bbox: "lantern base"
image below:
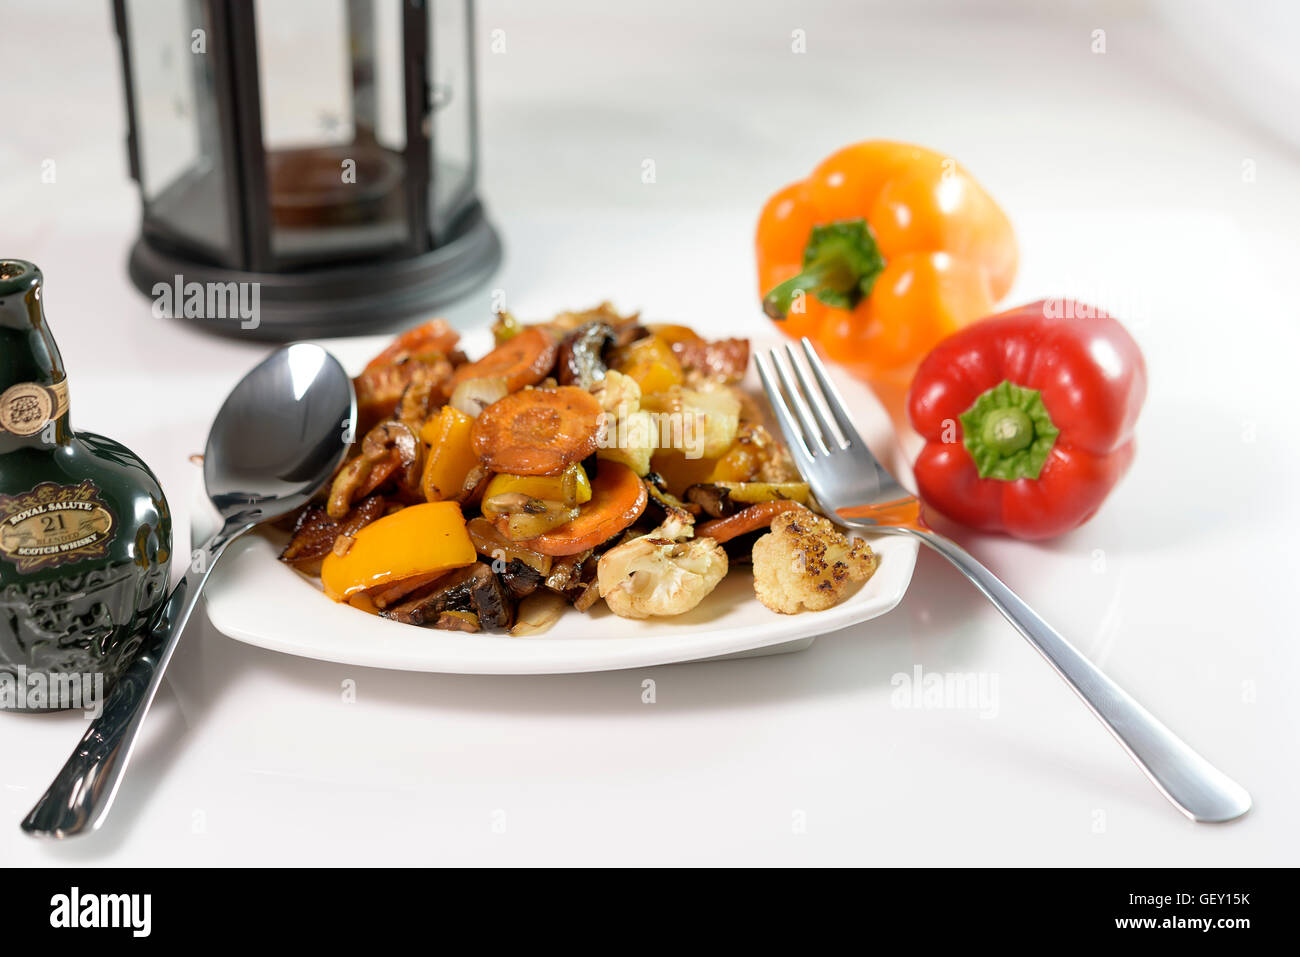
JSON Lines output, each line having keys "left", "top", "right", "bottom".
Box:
{"left": 128, "top": 203, "right": 502, "bottom": 340}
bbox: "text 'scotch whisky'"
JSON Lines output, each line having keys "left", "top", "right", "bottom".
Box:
{"left": 0, "top": 260, "right": 171, "bottom": 712}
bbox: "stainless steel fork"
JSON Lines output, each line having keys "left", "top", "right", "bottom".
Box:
{"left": 756, "top": 338, "right": 1251, "bottom": 823}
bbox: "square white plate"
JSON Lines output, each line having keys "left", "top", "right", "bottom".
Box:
{"left": 197, "top": 332, "right": 919, "bottom": 673}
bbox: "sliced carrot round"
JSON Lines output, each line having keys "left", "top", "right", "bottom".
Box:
{"left": 450, "top": 326, "right": 558, "bottom": 392}
{"left": 696, "top": 500, "right": 807, "bottom": 543}
{"left": 521, "top": 463, "right": 648, "bottom": 556}
{"left": 472, "top": 386, "right": 606, "bottom": 475}
{"left": 364, "top": 318, "right": 460, "bottom": 371}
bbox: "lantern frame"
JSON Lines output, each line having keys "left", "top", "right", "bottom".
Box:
{"left": 112, "top": 0, "right": 500, "bottom": 339}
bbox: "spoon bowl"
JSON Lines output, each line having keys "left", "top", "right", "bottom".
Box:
{"left": 205, "top": 343, "right": 355, "bottom": 514}
{"left": 22, "top": 343, "right": 355, "bottom": 838}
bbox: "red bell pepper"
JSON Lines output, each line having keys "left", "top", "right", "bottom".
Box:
{"left": 907, "top": 300, "right": 1147, "bottom": 540}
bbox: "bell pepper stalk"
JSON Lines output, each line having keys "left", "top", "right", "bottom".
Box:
{"left": 756, "top": 140, "right": 1018, "bottom": 392}
{"left": 761, "top": 220, "right": 886, "bottom": 317}
{"left": 907, "top": 300, "right": 1147, "bottom": 540}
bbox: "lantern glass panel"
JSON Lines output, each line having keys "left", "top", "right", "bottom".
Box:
{"left": 430, "top": 0, "right": 474, "bottom": 241}
{"left": 124, "top": 0, "right": 233, "bottom": 264}
{"left": 254, "top": 0, "right": 410, "bottom": 264}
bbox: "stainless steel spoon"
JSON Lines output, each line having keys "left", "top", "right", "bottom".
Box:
{"left": 22, "top": 343, "right": 356, "bottom": 838}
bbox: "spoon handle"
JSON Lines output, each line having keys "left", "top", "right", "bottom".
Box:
{"left": 21, "top": 518, "right": 249, "bottom": 838}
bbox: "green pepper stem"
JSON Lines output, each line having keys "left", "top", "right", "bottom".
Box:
{"left": 763, "top": 250, "right": 857, "bottom": 319}
{"left": 762, "top": 219, "right": 886, "bottom": 319}
{"left": 960, "top": 380, "right": 1060, "bottom": 481}
{"left": 980, "top": 407, "right": 1035, "bottom": 455}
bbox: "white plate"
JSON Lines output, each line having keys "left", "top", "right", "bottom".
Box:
{"left": 198, "top": 332, "right": 919, "bottom": 674}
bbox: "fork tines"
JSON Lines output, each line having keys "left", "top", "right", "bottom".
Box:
{"left": 756, "top": 338, "right": 865, "bottom": 461}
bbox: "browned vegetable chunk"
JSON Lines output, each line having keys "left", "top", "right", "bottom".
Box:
{"left": 380, "top": 563, "right": 513, "bottom": 630}
{"left": 556, "top": 321, "right": 616, "bottom": 389}
{"left": 280, "top": 496, "right": 386, "bottom": 570}
{"left": 696, "top": 500, "right": 809, "bottom": 544}
{"left": 499, "top": 559, "right": 546, "bottom": 599}
{"left": 354, "top": 355, "right": 455, "bottom": 435}
{"left": 672, "top": 337, "right": 750, "bottom": 384}
{"left": 327, "top": 420, "right": 421, "bottom": 518}
{"left": 366, "top": 570, "right": 449, "bottom": 610}
{"left": 434, "top": 610, "right": 480, "bottom": 632}
{"left": 684, "top": 483, "right": 735, "bottom": 519}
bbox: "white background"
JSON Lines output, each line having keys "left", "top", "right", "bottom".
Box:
{"left": 1, "top": 0, "right": 1297, "bottom": 865}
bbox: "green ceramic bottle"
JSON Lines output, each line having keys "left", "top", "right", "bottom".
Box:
{"left": 0, "top": 260, "right": 171, "bottom": 713}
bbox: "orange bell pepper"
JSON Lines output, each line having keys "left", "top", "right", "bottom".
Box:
{"left": 609, "top": 335, "right": 683, "bottom": 395}
{"left": 419, "top": 406, "right": 478, "bottom": 501}
{"left": 756, "top": 141, "right": 1017, "bottom": 393}
{"left": 321, "top": 501, "right": 476, "bottom": 601}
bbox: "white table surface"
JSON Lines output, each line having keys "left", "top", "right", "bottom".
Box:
{"left": 2, "top": 0, "right": 1297, "bottom": 866}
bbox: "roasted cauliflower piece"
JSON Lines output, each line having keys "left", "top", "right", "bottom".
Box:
{"left": 593, "top": 370, "right": 657, "bottom": 475}
{"left": 639, "top": 384, "right": 741, "bottom": 460}
{"left": 590, "top": 368, "right": 641, "bottom": 415}
{"left": 597, "top": 512, "right": 728, "bottom": 619}
{"left": 752, "top": 510, "right": 878, "bottom": 614}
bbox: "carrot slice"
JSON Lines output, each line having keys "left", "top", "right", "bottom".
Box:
{"left": 521, "top": 463, "right": 649, "bottom": 556}
{"left": 364, "top": 319, "right": 460, "bottom": 371}
{"left": 696, "top": 500, "right": 808, "bottom": 543}
{"left": 449, "top": 326, "right": 558, "bottom": 392}
{"left": 472, "top": 386, "right": 605, "bottom": 476}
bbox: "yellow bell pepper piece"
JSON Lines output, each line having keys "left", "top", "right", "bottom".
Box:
{"left": 321, "top": 501, "right": 476, "bottom": 601}
{"left": 610, "top": 335, "right": 682, "bottom": 394}
{"left": 482, "top": 463, "right": 592, "bottom": 508}
{"left": 649, "top": 449, "right": 719, "bottom": 497}
{"left": 708, "top": 444, "right": 759, "bottom": 482}
{"left": 419, "top": 406, "right": 478, "bottom": 501}
{"left": 645, "top": 323, "right": 701, "bottom": 348}
{"left": 715, "top": 481, "right": 811, "bottom": 505}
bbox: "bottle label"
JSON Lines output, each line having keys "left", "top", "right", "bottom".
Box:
{"left": 0, "top": 379, "right": 69, "bottom": 437}
{"left": 0, "top": 480, "right": 115, "bottom": 573}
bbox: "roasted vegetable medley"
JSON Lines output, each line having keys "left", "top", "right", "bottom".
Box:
{"left": 279, "top": 304, "right": 880, "bottom": 634}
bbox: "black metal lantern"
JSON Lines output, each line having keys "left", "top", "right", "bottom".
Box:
{"left": 112, "top": 0, "right": 500, "bottom": 339}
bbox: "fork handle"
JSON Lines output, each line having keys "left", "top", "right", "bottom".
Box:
{"left": 906, "top": 528, "right": 1251, "bottom": 823}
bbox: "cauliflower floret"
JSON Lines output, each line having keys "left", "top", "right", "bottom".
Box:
{"left": 642, "top": 384, "right": 741, "bottom": 460}
{"left": 590, "top": 369, "right": 641, "bottom": 415}
{"left": 679, "top": 383, "right": 741, "bottom": 459}
{"left": 598, "top": 410, "right": 656, "bottom": 475}
{"left": 593, "top": 370, "right": 656, "bottom": 475}
{"left": 597, "top": 512, "right": 728, "bottom": 619}
{"left": 752, "top": 510, "right": 878, "bottom": 614}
